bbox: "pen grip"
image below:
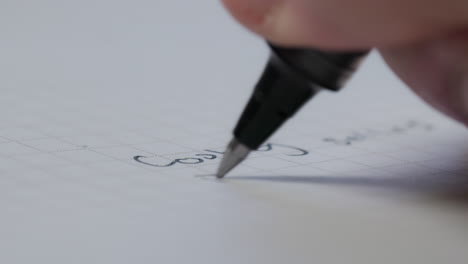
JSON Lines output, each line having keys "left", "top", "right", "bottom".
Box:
{"left": 270, "top": 44, "right": 370, "bottom": 90}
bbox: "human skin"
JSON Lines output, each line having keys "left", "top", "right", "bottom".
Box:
{"left": 221, "top": 0, "right": 468, "bottom": 125}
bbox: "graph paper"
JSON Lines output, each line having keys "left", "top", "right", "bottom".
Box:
{"left": 1, "top": 1, "right": 468, "bottom": 264}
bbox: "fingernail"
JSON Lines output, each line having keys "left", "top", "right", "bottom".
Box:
{"left": 260, "top": 0, "right": 285, "bottom": 28}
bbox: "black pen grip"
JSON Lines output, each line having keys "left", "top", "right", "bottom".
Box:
{"left": 270, "top": 44, "right": 369, "bottom": 90}
{"left": 233, "top": 45, "right": 370, "bottom": 150}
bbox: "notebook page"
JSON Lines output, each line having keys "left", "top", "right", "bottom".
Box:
{"left": 0, "top": 1, "right": 468, "bottom": 263}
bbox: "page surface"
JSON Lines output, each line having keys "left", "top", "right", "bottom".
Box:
{"left": 1, "top": 1, "right": 468, "bottom": 263}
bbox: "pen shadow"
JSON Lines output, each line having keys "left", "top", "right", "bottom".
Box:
{"left": 225, "top": 148, "right": 468, "bottom": 207}
{"left": 226, "top": 172, "right": 468, "bottom": 206}
{"left": 227, "top": 173, "right": 466, "bottom": 188}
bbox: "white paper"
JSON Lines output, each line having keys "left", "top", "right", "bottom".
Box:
{"left": 1, "top": 1, "right": 468, "bottom": 263}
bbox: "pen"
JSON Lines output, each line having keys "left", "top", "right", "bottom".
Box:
{"left": 216, "top": 44, "right": 369, "bottom": 178}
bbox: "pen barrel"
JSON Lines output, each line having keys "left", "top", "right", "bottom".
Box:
{"left": 234, "top": 60, "right": 319, "bottom": 149}
{"left": 233, "top": 45, "right": 370, "bottom": 150}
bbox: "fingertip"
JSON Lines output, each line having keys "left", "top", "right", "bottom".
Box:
{"left": 221, "top": 0, "right": 357, "bottom": 50}
{"left": 220, "top": 0, "right": 278, "bottom": 34}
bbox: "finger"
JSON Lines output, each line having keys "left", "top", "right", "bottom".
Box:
{"left": 380, "top": 30, "right": 468, "bottom": 125}
{"left": 221, "top": 0, "right": 468, "bottom": 49}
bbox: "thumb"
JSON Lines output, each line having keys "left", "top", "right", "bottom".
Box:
{"left": 380, "top": 30, "right": 468, "bottom": 126}
{"left": 221, "top": 0, "right": 468, "bottom": 49}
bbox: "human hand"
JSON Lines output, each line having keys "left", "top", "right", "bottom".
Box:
{"left": 221, "top": 0, "right": 468, "bottom": 125}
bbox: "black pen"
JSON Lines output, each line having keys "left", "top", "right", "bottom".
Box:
{"left": 216, "top": 44, "right": 369, "bottom": 178}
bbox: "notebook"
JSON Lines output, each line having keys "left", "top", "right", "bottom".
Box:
{"left": 1, "top": 1, "right": 467, "bottom": 263}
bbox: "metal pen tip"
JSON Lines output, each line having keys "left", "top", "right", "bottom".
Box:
{"left": 216, "top": 138, "right": 251, "bottom": 178}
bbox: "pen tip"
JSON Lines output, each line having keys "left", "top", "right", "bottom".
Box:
{"left": 216, "top": 138, "right": 251, "bottom": 179}
{"left": 216, "top": 154, "right": 237, "bottom": 179}
{"left": 215, "top": 168, "right": 224, "bottom": 179}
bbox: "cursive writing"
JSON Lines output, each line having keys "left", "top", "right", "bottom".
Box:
{"left": 134, "top": 143, "right": 308, "bottom": 168}
{"left": 323, "top": 120, "right": 434, "bottom": 146}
